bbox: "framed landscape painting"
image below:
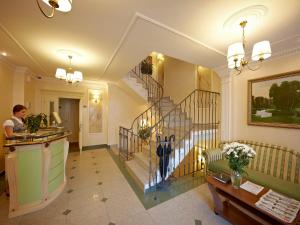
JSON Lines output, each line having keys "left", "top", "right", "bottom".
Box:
{"left": 248, "top": 70, "right": 300, "bottom": 129}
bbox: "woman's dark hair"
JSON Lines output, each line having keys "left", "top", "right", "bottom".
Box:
{"left": 13, "top": 105, "right": 27, "bottom": 114}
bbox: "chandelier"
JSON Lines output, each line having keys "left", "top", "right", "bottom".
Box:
{"left": 55, "top": 55, "right": 83, "bottom": 83}
{"left": 36, "top": 0, "right": 72, "bottom": 18}
{"left": 227, "top": 20, "right": 271, "bottom": 74}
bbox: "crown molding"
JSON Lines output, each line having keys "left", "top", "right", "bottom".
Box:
{"left": 0, "top": 23, "right": 47, "bottom": 74}
{"left": 0, "top": 55, "right": 17, "bottom": 69}
{"left": 103, "top": 12, "right": 226, "bottom": 75}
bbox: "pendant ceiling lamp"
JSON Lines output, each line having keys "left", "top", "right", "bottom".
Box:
{"left": 227, "top": 20, "right": 271, "bottom": 74}
{"left": 55, "top": 55, "right": 83, "bottom": 84}
{"left": 36, "top": 0, "right": 72, "bottom": 18}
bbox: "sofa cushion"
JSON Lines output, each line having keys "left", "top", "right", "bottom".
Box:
{"left": 208, "top": 160, "right": 300, "bottom": 201}
{"left": 208, "top": 159, "right": 230, "bottom": 174}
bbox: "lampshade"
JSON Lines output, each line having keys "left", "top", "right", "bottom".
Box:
{"left": 227, "top": 42, "right": 245, "bottom": 62}
{"left": 73, "top": 71, "right": 83, "bottom": 82}
{"left": 42, "top": 0, "right": 72, "bottom": 12}
{"left": 66, "top": 72, "right": 74, "bottom": 83}
{"left": 55, "top": 68, "right": 66, "bottom": 79}
{"left": 251, "top": 41, "right": 271, "bottom": 61}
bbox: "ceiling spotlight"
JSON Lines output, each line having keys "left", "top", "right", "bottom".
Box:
{"left": 36, "top": 0, "right": 72, "bottom": 18}
{"left": 1, "top": 52, "right": 7, "bottom": 56}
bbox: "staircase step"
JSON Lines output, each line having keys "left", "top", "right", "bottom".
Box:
{"left": 126, "top": 159, "right": 149, "bottom": 192}
{"left": 134, "top": 151, "right": 157, "bottom": 169}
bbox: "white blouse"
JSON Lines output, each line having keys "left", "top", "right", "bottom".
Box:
{"left": 3, "top": 116, "right": 24, "bottom": 137}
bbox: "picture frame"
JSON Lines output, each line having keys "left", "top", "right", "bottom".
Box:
{"left": 248, "top": 70, "right": 300, "bottom": 129}
{"left": 88, "top": 89, "right": 103, "bottom": 133}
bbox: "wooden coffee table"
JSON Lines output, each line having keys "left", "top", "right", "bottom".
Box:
{"left": 207, "top": 176, "right": 300, "bottom": 225}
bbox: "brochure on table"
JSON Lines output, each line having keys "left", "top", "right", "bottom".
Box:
{"left": 255, "top": 190, "right": 300, "bottom": 223}
{"left": 240, "top": 181, "right": 264, "bottom": 195}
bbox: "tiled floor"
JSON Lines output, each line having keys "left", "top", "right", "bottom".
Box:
{"left": 0, "top": 149, "right": 230, "bottom": 225}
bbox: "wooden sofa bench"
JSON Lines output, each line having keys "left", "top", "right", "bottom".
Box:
{"left": 204, "top": 140, "right": 300, "bottom": 201}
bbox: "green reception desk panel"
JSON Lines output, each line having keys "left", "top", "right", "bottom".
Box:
{"left": 17, "top": 148, "right": 43, "bottom": 206}
{"left": 48, "top": 140, "right": 64, "bottom": 194}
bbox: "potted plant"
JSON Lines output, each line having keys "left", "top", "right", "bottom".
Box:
{"left": 137, "top": 125, "right": 151, "bottom": 144}
{"left": 140, "top": 57, "right": 153, "bottom": 75}
{"left": 222, "top": 142, "right": 256, "bottom": 189}
{"left": 25, "top": 113, "right": 48, "bottom": 133}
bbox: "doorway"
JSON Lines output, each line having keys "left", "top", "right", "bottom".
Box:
{"left": 59, "top": 98, "right": 80, "bottom": 152}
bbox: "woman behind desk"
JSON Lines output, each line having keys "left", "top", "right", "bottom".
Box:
{"left": 3, "top": 105, "right": 27, "bottom": 138}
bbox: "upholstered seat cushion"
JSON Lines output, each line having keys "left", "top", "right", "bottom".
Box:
{"left": 208, "top": 159, "right": 300, "bottom": 201}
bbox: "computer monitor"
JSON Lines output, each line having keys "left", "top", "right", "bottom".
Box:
{"left": 52, "top": 112, "right": 62, "bottom": 125}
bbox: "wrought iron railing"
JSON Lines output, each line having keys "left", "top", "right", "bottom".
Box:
{"left": 119, "top": 62, "right": 164, "bottom": 159}
{"left": 147, "top": 89, "right": 220, "bottom": 188}
{"left": 120, "top": 88, "right": 220, "bottom": 189}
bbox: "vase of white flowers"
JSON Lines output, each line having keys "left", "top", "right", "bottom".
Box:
{"left": 222, "top": 142, "right": 256, "bottom": 189}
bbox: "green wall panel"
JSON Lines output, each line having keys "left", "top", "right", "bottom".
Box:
{"left": 17, "top": 148, "right": 42, "bottom": 205}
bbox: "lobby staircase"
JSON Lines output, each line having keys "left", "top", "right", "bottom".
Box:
{"left": 119, "top": 62, "right": 220, "bottom": 192}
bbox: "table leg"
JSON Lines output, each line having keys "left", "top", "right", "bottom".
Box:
{"left": 208, "top": 183, "right": 224, "bottom": 214}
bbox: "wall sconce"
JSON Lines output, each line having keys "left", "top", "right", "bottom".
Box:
{"left": 93, "top": 94, "right": 100, "bottom": 104}
{"left": 92, "top": 92, "right": 102, "bottom": 104}
{"left": 90, "top": 90, "right": 102, "bottom": 104}
{"left": 157, "top": 53, "right": 165, "bottom": 62}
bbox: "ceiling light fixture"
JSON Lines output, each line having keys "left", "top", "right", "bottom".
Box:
{"left": 55, "top": 55, "right": 83, "bottom": 83}
{"left": 1, "top": 52, "right": 7, "bottom": 56}
{"left": 36, "top": 0, "right": 72, "bottom": 18}
{"left": 227, "top": 20, "right": 271, "bottom": 74}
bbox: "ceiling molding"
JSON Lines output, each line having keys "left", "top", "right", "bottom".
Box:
{"left": 103, "top": 12, "right": 226, "bottom": 75}
{"left": 271, "top": 33, "right": 300, "bottom": 46}
{"left": 136, "top": 12, "right": 226, "bottom": 56}
{"left": 0, "top": 55, "right": 17, "bottom": 69}
{"left": 0, "top": 23, "right": 47, "bottom": 74}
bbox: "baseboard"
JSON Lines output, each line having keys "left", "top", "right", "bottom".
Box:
{"left": 82, "top": 144, "right": 110, "bottom": 151}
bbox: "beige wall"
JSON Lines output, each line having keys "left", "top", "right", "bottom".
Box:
{"left": 0, "top": 61, "right": 14, "bottom": 172}
{"left": 197, "top": 66, "right": 221, "bottom": 93}
{"left": 163, "top": 56, "right": 197, "bottom": 103}
{"left": 24, "top": 73, "right": 37, "bottom": 114}
{"left": 107, "top": 84, "right": 148, "bottom": 145}
{"left": 231, "top": 52, "right": 300, "bottom": 151}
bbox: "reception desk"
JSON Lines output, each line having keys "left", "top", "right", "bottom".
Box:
{"left": 4, "top": 130, "right": 70, "bottom": 218}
